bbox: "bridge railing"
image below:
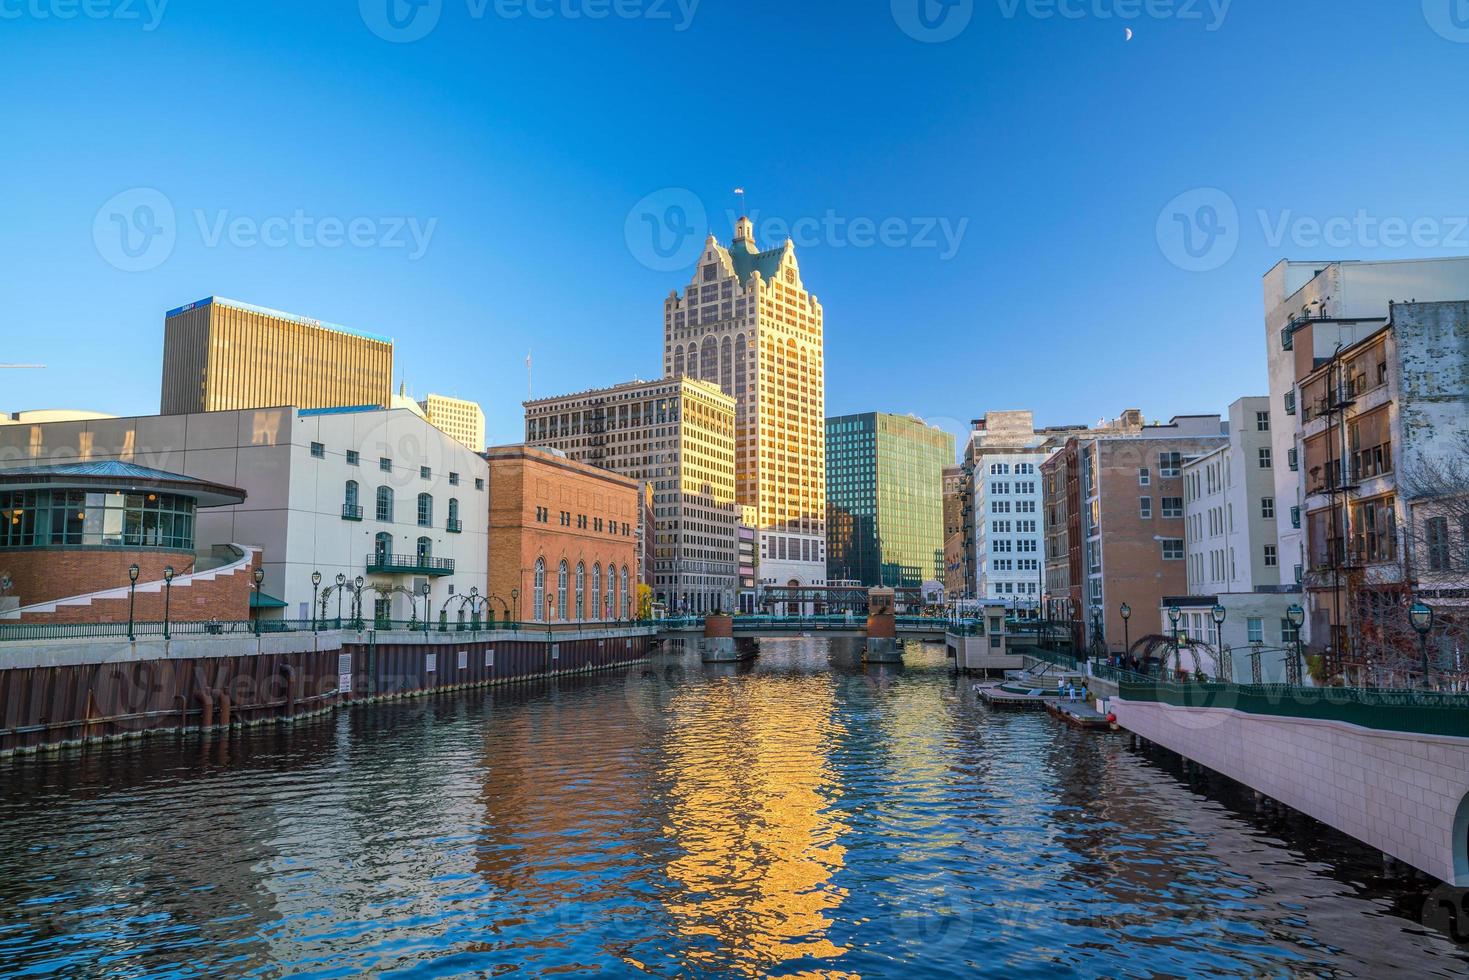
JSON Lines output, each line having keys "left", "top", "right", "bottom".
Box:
{"left": 1115, "top": 674, "right": 1469, "bottom": 739}
{"left": 656, "top": 615, "right": 955, "bottom": 632}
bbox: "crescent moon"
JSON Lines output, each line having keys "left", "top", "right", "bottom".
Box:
{"left": 1125, "top": 27, "right": 1134, "bottom": 41}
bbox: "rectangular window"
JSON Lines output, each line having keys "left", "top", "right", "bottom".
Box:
{"left": 1281, "top": 618, "right": 1300, "bottom": 644}
{"left": 1139, "top": 497, "right": 1152, "bottom": 519}
{"left": 1426, "top": 516, "right": 1451, "bottom": 571}
{"left": 380, "top": 457, "right": 392, "bottom": 472}
{"left": 346, "top": 450, "right": 360, "bottom": 466}
{"left": 475, "top": 478, "right": 485, "bottom": 491}
{"left": 1258, "top": 447, "right": 1273, "bottom": 469}
{"left": 1256, "top": 411, "right": 1270, "bottom": 432}
{"left": 449, "top": 472, "right": 459, "bottom": 486}
{"left": 1159, "top": 452, "right": 1182, "bottom": 478}
{"left": 1161, "top": 497, "right": 1183, "bottom": 518}
{"left": 1139, "top": 468, "right": 1151, "bottom": 487}
{"left": 1264, "top": 544, "right": 1278, "bottom": 567}
{"left": 1261, "top": 497, "right": 1275, "bottom": 519}
{"left": 1287, "top": 448, "right": 1298, "bottom": 472}
{"left": 1284, "top": 391, "right": 1296, "bottom": 416}
{"left": 420, "top": 466, "right": 431, "bottom": 480}
{"left": 1247, "top": 617, "right": 1264, "bottom": 643}
{"left": 310, "top": 442, "right": 325, "bottom": 459}
{"left": 1161, "top": 539, "right": 1184, "bottom": 560}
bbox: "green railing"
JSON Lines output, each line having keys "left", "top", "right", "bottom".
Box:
{"left": 0, "top": 618, "right": 659, "bottom": 643}
{"left": 1015, "top": 645, "right": 1081, "bottom": 670}
{"left": 1116, "top": 675, "right": 1469, "bottom": 739}
{"left": 656, "top": 615, "right": 962, "bottom": 633}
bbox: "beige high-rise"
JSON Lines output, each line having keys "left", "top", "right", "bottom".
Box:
{"left": 663, "top": 217, "right": 826, "bottom": 595}
{"left": 419, "top": 394, "right": 486, "bottom": 453}
{"left": 160, "top": 297, "right": 392, "bottom": 415}
{"left": 525, "top": 377, "right": 737, "bottom": 614}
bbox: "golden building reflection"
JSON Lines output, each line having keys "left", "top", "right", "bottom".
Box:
{"left": 657, "top": 669, "right": 855, "bottom": 977}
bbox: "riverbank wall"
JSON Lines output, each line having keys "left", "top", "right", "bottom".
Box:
{"left": 0, "top": 626, "right": 653, "bottom": 757}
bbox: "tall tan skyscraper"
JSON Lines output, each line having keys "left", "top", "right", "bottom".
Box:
{"left": 160, "top": 296, "right": 392, "bottom": 415}
{"left": 663, "top": 217, "right": 826, "bottom": 597}
{"left": 419, "top": 393, "right": 486, "bottom": 453}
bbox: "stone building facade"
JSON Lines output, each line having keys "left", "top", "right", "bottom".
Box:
{"left": 663, "top": 217, "right": 826, "bottom": 602}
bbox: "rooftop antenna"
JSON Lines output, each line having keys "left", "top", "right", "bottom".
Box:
{"left": 734, "top": 187, "right": 746, "bottom": 217}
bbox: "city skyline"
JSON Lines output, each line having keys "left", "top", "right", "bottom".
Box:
{"left": 6, "top": 3, "right": 1469, "bottom": 452}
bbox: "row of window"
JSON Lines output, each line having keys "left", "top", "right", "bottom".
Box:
{"left": 308, "top": 443, "right": 484, "bottom": 490}
{"left": 344, "top": 482, "right": 462, "bottom": 530}
{"left": 531, "top": 558, "right": 633, "bottom": 621}
{"left": 0, "top": 490, "right": 197, "bottom": 551}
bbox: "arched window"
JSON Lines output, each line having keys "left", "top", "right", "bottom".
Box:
{"left": 447, "top": 497, "right": 459, "bottom": 528}
{"left": 591, "top": 564, "right": 601, "bottom": 621}
{"left": 533, "top": 558, "right": 546, "bottom": 622}
{"left": 700, "top": 339, "right": 717, "bottom": 381}
{"left": 721, "top": 336, "right": 732, "bottom": 393}
{"left": 417, "top": 493, "right": 433, "bottom": 528}
{"left": 621, "top": 566, "right": 631, "bottom": 619}
{"left": 374, "top": 531, "right": 393, "bottom": 561}
{"left": 611, "top": 566, "right": 620, "bottom": 621}
{"left": 376, "top": 485, "right": 393, "bottom": 522}
{"left": 557, "top": 561, "right": 568, "bottom": 620}
{"left": 575, "top": 562, "right": 586, "bottom": 621}
{"left": 345, "top": 480, "right": 359, "bottom": 508}
{"left": 416, "top": 536, "right": 431, "bottom": 561}
{"left": 673, "top": 345, "right": 684, "bottom": 378}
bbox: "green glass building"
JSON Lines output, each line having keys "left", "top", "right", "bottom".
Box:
{"left": 825, "top": 413, "right": 955, "bottom": 588}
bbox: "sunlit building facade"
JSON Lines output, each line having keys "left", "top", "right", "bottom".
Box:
{"left": 663, "top": 217, "right": 826, "bottom": 600}
{"left": 419, "top": 393, "right": 486, "bottom": 453}
{"left": 825, "top": 413, "right": 952, "bottom": 588}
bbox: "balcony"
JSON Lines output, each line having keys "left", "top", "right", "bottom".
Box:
{"left": 366, "top": 553, "right": 456, "bottom": 576}
{"left": 342, "top": 504, "right": 363, "bottom": 521}
{"left": 446, "top": 518, "right": 463, "bottom": 533}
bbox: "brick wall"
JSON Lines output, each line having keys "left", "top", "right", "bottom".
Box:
{"left": 6, "top": 549, "right": 254, "bottom": 624}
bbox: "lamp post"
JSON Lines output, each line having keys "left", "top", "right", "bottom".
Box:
{"left": 511, "top": 587, "right": 520, "bottom": 630}
{"left": 1167, "top": 605, "right": 1181, "bottom": 678}
{"left": 311, "top": 571, "right": 322, "bottom": 633}
{"left": 252, "top": 567, "right": 265, "bottom": 636}
{"left": 421, "top": 581, "right": 431, "bottom": 639}
{"left": 353, "top": 575, "right": 365, "bottom": 631}
{"left": 1211, "top": 604, "right": 1227, "bottom": 680}
{"left": 1287, "top": 603, "right": 1305, "bottom": 685}
{"left": 127, "top": 563, "right": 140, "bottom": 641}
{"left": 1410, "top": 599, "right": 1434, "bottom": 688}
{"left": 162, "top": 566, "right": 175, "bottom": 640}
{"left": 335, "top": 572, "right": 346, "bottom": 627}
{"left": 1092, "top": 610, "right": 1103, "bottom": 662}
{"left": 1119, "top": 602, "right": 1131, "bottom": 663}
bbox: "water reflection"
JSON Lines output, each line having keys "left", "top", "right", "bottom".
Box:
{"left": 0, "top": 641, "right": 1466, "bottom": 977}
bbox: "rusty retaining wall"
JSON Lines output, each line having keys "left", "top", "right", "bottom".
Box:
{"left": 1, "top": 628, "right": 652, "bottom": 757}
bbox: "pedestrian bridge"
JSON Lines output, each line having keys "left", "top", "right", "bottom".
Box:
{"left": 653, "top": 615, "right": 952, "bottom": 641}
{"left": 1108, "top": 674, "right": 1469, "bottom": 886}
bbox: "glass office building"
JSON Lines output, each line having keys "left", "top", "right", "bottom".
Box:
{"left": 825, "top": 413, "right": 954, "bottom": 588}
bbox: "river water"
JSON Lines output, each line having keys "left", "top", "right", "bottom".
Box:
{"left": 2, "top": 639, "right": 1467, "bottom": 978}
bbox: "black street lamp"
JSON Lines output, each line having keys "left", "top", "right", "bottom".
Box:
{"left": 511, "top": 587, "right": 520, "bottom": 629}
{"left": 421, "top": 581, "right": 432, "bottom": 638}
{"left": 252, "top": 567, "right": 265, "bottom": 636}
{"left": 1119, "top": 602, "right": 1131, "bottom": 661}
{"left": 1410, "top": 599, "right": 1435, "bottom": 687}
{"left": 127, "top": 563, "right": 140, "bottom": 641}
{"left": 353, "top": 575, "right": 365, "bottom": 631}
{"left": 335, "top": 572, "right": 346, "bottom": 627}
{"left": 311, "top": 571, "right": 322, "bottom": 632}
{"left": 1167, "top": 604, "right": 1182, "bottom": 677}
{"left": 1211, "top": 604, "right": 1227, "bottom": 680}
{"left": 162, "top": 565, "right": 175, "bottom": 640}
{"left": 1287, "top": 603, "right": 1305, "bottom": 685}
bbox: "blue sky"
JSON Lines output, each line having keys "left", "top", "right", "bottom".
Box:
{"left": 3, "top": 0, "right": 1468, "bottom": 457}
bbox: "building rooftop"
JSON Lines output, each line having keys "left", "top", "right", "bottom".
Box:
{"left": 0, "top": 460, "right": 247, "bottom": 507}
{"left": 165, "top": 296, "right": 393, "bottom": 346}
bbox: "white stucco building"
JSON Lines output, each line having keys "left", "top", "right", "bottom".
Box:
{"left": 0, "top": 406, "right": 489, "bottom": 623}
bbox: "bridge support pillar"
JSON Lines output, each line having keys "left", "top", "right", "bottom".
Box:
{"left": 864, "top": 589, "right": 902, "bottom": 664}
{"left": 699, "top": 613, "right": 751, "bottom": 663}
